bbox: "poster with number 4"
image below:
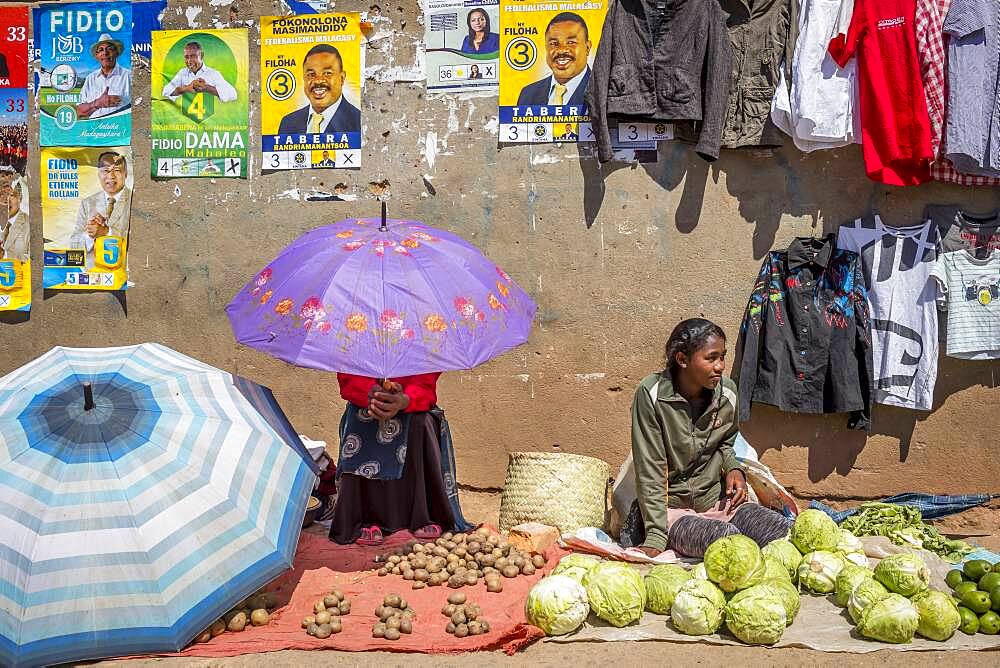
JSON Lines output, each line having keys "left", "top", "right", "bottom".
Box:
{"left": 151, "top": 28, "right": 249, "bottom": 178}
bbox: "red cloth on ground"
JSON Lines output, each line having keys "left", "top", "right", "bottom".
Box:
{"left": 134, "top": 531, "right": 564, "bottom": 658}
{"left": 337, "top": 372, "right": 442, "bottom": 413}
{"left": 828, "top": 0, "right": 933, "bottom": 186}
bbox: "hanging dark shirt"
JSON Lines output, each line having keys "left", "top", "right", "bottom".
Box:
{"left": 734, "top": 235, "right": 874, "bottom": 429}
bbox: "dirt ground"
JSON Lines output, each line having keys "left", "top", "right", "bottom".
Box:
{"left": 92, "top": 491, "right": 1000, "bottom": 668}
{"left": 100, "top": 642, "right": 1000, "bottom": 667}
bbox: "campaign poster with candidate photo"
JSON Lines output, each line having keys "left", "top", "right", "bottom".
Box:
{"left": 498, "top": 0, "right": 606, "bottom": 144}
{"left": 0, "top": 5, "right": 29, "bottom": 90}
{"left": 260, "top": 13, "right": 362, "bottom": 172}
{"left": 151, "top": 29, "right": 249, "bottom": 179}
{"left": 425, "top": 0, "right": 499, "bottom": 93}
{"left": 41, "top": 147, "right": 132, "bottom": 291}
{"left": 37, "top": 2, "right": 133, "bottom": 147}
{"left": 0, "top": 92, "right": 30, "bottom": 312}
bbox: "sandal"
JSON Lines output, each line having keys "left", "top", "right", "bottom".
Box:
{"left": 356, "top": 525, "right": 384, "bottom": 546}
{"left": 413, "top": 524, "right": 442, "bottom": 540}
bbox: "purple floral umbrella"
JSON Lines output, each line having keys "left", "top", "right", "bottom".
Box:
{"left": 225, "top": 215, "right": 536, "bottom": 377}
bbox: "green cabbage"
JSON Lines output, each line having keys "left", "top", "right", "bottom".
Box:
{"left": 857, "top": 593, "right": 919, "bottom": 643}
{"left": 797, "top": 550, "right": 844, "bottom": 594}
{"left": 761, "top": 540, "right": 802, "bottom": 582}
{"left": 704, "top": 534, "right": 766, "bottom": 593}
{"left": 837, "top": 528, "right": 864, "bottom": 554}
{"left": 644, "top": 564, "right": 691, "bottom": 615}
{"left": 582, "top": 562, "right": 646, "bottom": 627}
{"left": 842, "top": 551, "right": 870, "bottom": 568}
{"left": 848, "top": 578, "right": 890, "bottom": 624}
{"left": 834, "top": 564, "right": 874, "bottom": 607}
{"left": 524, "top": 575, "right": 590, "bottom": 636}
{"left": 790, "top": 509, "right": 840, "bottom": 554}
{"left": 763, "top": 557, "right": 791, "bottom": 583}
{"left": 691, "top": 563, "right": 709, "bottom": 580}
{"left": 911, "top": 589, "right": 961, "bottom": 641}
{"left": 551, "top": 554, "right": 601, "bottom": 583}
{"left": 742, "top": 580, "right": 800, "bottom": 624}
{"left": 670, "top": 578, "right": 726, "bottom": 635}
{"left": 725, "top": 588, "right": 788, "bottom": 645}
{"left": 873, "top": 553, "right": 930, "bottom": 597}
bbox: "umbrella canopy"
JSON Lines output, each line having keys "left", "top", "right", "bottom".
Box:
{"left": 225, "top": 217, "right": 536, "bottom": 377}
{"left": 0, "top": 344, "right": 317, "bottom": 668}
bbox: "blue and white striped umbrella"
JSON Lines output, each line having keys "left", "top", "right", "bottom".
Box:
{"left": 0, "top": 344, "right": 318, "bottom": 668}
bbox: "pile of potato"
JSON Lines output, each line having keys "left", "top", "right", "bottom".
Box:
{"left": 376, "top": 528, "right": 547, "bottom": 591}
{"left": 440, "top": 592, "right": 490, "bottom": 637}
{"left": 373, "top": 593, "right": 415, "bottom": 641}
{"left": 302, "top": 589, "right": 351, "bottom": 639}
{"left": 193, "top": 589, "right": 276, "bottom": 643}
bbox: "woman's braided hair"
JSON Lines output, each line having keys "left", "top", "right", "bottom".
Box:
{"left": 664, "top": 318, "right": 726, "bottom": 369}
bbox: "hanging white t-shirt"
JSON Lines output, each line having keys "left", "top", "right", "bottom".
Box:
{"left": 931, "top": 249, "right": 1000, "bottom": 360}
{"left": 837, "top": 215, "right": 939, "bottom": 410}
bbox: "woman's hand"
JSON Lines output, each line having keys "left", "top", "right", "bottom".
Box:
{"left": 724, "top": 469, "right": 748, "bottom": 509}
{"left": 636, "top": 545, "right": 661, "bottom": 558}
{"left": 369, "top": 384, "right": 410, "bottom": 420}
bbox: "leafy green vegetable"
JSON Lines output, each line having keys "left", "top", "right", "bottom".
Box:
{"left": 840, "top": 503, "right": 973, "bottom": 563}
{"left": 748, "top": 579, "right": 800, "bottom": 624}
{"left": 763, "top": 557, "right": 791, "bottom": 583}
{"left": 874, "top": 553, "right": 930, "bottom": 597}
{"left": 835, "top": 564, "right": 874, "bottom": 607}
{"left": 644, "top": 564, "right": 691, "bottom": 615}
{"left": 857, "top": 593, "right": 919, "bottom": 643}
{"left": 524, "top": 575, "right": 591, "bottom": 636}
{"left": 582, "top": 562, "right": 646, "bottom": 627}
{"left": 761, "top": 540, "right": 802, "bottom": 582}
{"left": 797, "top": 551, "right": 844, "bottom": 594}
{"left": 790, "top": 509, "right": 841, "bottom": 554}
{"left": 725, "top": 588, "right": 787, "bottom": 645}
{"left": 911, "top": 589, "right": 961, "bottom": 641}
{"left": 670, "top": 578, "right": 726, "bottom": 635}
{"left": 848, "top": 578, "right": 889, "bottom": 624}
{"left": 704, "top": 534, "right": 766, "bottom": 593}
{"left": 551, "top": 554, "right": 601, "bottom": 583}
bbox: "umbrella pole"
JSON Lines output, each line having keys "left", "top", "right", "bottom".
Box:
{"left": 83, "top": 382, "right": 95, "bottom": 411}
{"left": 380, "top": 201, "right": 387, "bottom": 231}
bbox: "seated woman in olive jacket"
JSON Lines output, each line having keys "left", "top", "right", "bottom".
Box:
{"left": 631, "top": 318, "right": 788, "bottom": 558}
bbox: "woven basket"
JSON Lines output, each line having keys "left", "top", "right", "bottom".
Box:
{"left": 498, "top": 451, "right": 611, "bottom": 533}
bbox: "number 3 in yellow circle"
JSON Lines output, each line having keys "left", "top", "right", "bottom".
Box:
{"left": 267, "top": 68, "right": 296, "bottom": 101}
{"left": 505, "top": 37, "right": 537, "bottom": 71}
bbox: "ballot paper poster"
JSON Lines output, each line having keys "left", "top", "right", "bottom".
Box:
{"left": 151, "top": 29, "right": 249, "bottom": 179}
{"left": 37, "top": 2, "right": 133, "bottom": 147}
{"left": 498, "top": 0, "right": 605, "bottom": 144}
{"left": 41, "top": 146, "right": 132, "bottom": 291}
{"left": 425, "top": 0, "right": 499, "bottom": 93}
{"left": 260, "top": 13, "right": 363, "bottom": 172}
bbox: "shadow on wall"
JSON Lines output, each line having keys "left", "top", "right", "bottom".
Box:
{"left": 739, "top": 353, "right": 1000, "bottom": 484}
{"left": 576, "top": 141, "right": 945, "bottom": 259}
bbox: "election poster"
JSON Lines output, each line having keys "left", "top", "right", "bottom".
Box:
{"left": 499, "top": 0, "right": 606, "bottom": 145}
{"left": 0, "top": 6, "right": 31, "bottom": 312}
{"left": 0, "top": 5, "right": 29, "bottom": 90}
{"left": 132, "top": 0, "right": 167, "bottom": 61}
{"left": 260, "top": 13, "right": 362, "bottom": 171}
{"left": 151, "top": 29, "right": 249, "bottom": 179}
{"left": 37, "top": 2, "right": 133, "bottom": 147}
{"left": 0, "top": 92, "right": 30, "bottom": 311}
{"left": 41, "top": 147, "right": 132, "bottom": 291}
{"left": 425, "top": 0, "right": 499, "bottom": 93}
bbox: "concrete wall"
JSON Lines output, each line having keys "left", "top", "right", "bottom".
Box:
{"left": 7, "top": 0, "right": 1000, "bottom": 504}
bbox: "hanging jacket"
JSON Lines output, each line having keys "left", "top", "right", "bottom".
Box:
{"left": 733, "top": 235, "right": 874, "bottom": 430}
{"left": 585, "top": 0, "right": 733, "bottom": 163}
{"left": 719, "top": 0, "right": 798, "bottom": 148}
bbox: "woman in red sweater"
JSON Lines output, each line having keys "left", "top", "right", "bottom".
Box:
{"left": 329, "top": 372, "right": 471, "bottom": 545}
